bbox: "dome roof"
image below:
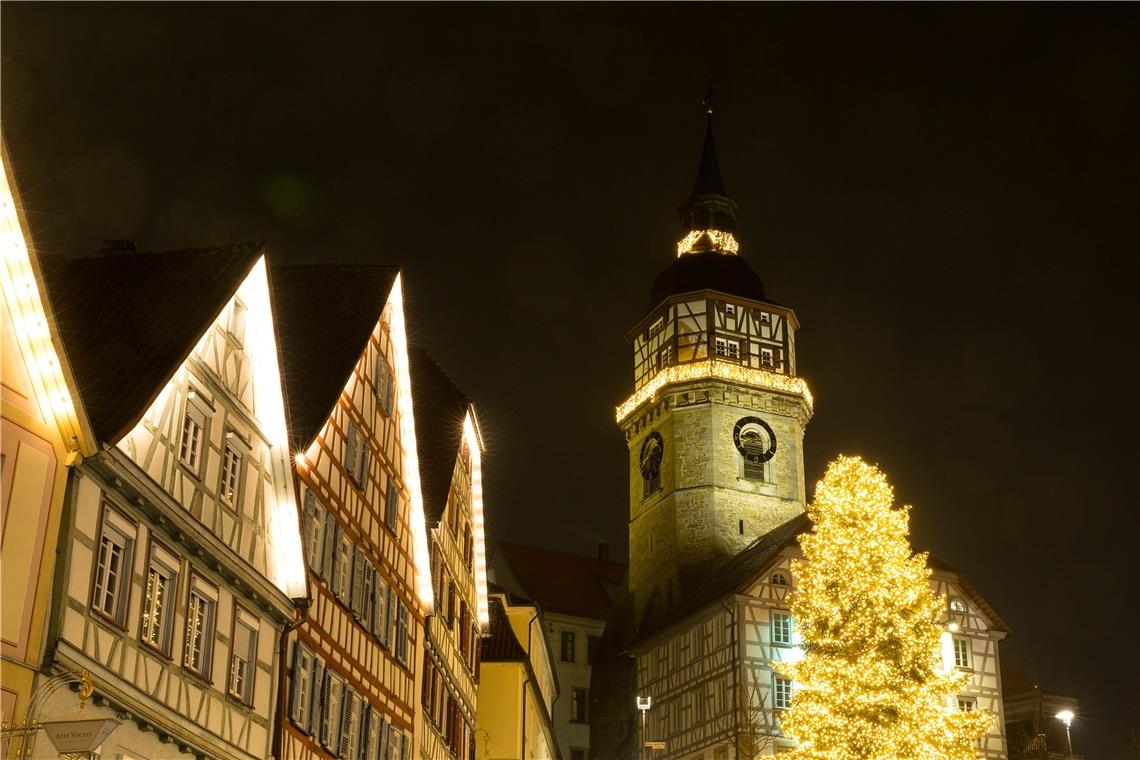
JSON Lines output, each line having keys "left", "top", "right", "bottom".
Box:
{"left": 648, "top": 252, "right": 768, "bottom": 310}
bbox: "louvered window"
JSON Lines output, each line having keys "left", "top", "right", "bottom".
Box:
{"left": 346, "top": 420, "right": 369, "bottom": 489}
{"left": 321, "top": 671, "right": 344, "bottom": 753}
{"left": 385, "top": 480, "right": 400, "bottom": 534}
{"left": 340, "top": 688, "right": 360, "bottom": 760}
{"left": 396, "top": 602, "right": 410, "bottom": 665}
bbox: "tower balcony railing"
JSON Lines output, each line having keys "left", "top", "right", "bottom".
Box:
{"left": 617, "top": 357, "right": 813, "bottom": 423}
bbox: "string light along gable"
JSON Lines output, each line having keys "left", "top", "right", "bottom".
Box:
{"left": 463, "top": 412, "right": 491, "bottom": 629}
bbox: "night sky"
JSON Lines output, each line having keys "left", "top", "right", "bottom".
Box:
{"left": 3, "top": 5, "right": 1137, "bottom": 757}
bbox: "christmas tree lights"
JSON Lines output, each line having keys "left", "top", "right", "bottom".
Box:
{"left": 776, "top": 456, "right": 993, "bottom": 759}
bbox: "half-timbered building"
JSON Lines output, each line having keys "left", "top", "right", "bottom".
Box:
{"left": 272, "top": 265, "right": 435, "bottom": 760}
{"left": 30, "top": 243, "right": 307, "bottom": 760}
{"left": 409, "top": 350, "right": 489, "bottom": 760}
{"left": 591, "top": 110, "right": 1012, "bottom": 758}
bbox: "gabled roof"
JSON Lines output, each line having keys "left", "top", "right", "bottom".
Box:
{"left": 38, "top": 244, "right": 263, "bottom": 444}
{"left": 409, "top": 347, "right": 471, "bottom": 525}
{"left": 481, "top": 596, "right": 529, "bottom": 662}
{"left": 496, "top": 541, "right": 628, "bottom": 621}
{"left": 269, "top": 264, "right": 399, "bottom": 452}
{"left": 928, "top": 555, "right": 1014, "bottom": 635}
{"left": 640, "top": 513, "right": 810, "bottom": 641}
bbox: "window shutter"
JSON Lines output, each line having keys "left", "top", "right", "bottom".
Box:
{"left": 322, "top": 514, "right": 338, "bottom": 583}
{"left": 385, "top": 586, "right": 396, "bottom": 649}
{"left": 346, "top": 424, "right": 358, "bottom": 483}
{"left": 339, "top": 688, "right": 355, "bottom": 759}
{"left": 378, "top": 717, "right": 389, "bottom": 760}
{"left": 361, "top": 565, "right": 375, "bottom": 631}
{"left": 289, "top": 643, "right": 304, "bottom": 725}
{"left": 309, "top": 658, "right": 324, "bottom": 737}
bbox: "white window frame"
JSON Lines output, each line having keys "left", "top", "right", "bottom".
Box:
{"left": 290, "top": 643, "right": 315, "bottom": 731}
{"left": 949, "top": 597, "right": 968, "bottom": 613}
{"left": 723, "top": 302, "right": 736, "bottom": 317}
{"left": 773, "top": 676, "right": 792, "bottom": 709}
{"left": 953, "top": 636, "right": 971, "bottom": 670}
{"left": 91, "top": 505, "right": 135, "bottom": 627}
{"left": 714, "top": 336, "right": 741, "bottom": 359}
{"left": 771, "top": 571, "right": 790, "bottom": 587}
{"left": 760, "top": 347, "right": 775, "bottom": 368}
{"left": 334, "top": 533, "right": 352, "bottom": 602}
{"left": 219, "top": 439, "right": 243, "bottom": 508}
{"left": 179, "top": 399, "right": 208, "bottom": 475}
{"left": 303, "top": 488, "right": 325, "bottom": 573}
{"left": 772, "top": 612, "right": 793, "bottom": 646}
{"left": 140, "top": 542, "right": 179, "bottom": 654}
{"left": 375, "top": 355, "right": 395, "bottom": 417}
{"left": 229, "top": 606, "right": 258, "bottom": 705}
{"left": 184, "top": 574, "right": 218, "bottom": 678}
{"left": 957, "top": 696, "right": 977, "bottom": 712}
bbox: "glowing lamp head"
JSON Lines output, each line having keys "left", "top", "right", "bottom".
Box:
{"left": 947, "top": 621, "right": 960, "bottom": 632}
{"left": 1055, "top": 709, "right": 1074, "bottom": 726}
{"left": 637, "top": 696, "right": 652, "bottom": 711}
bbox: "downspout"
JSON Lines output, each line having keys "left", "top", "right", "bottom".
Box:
{"left": 522, "top": 608, "right": 538, "bottom": 759}
{"left": 42, "top": 461, "right": 85, "bottom": 670}
{"left": 272, "top": 598, "right": 309, "bottom": 760}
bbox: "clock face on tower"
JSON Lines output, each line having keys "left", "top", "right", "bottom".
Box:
{"left": 639, "top": 432, "right": 664, "bottom": 480}
{"left": 733, "top": 416, "right": 777, "bottom": 463}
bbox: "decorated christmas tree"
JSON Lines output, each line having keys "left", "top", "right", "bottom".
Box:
{"left": 776, "top": 456, "right": 992, "bottom": 758}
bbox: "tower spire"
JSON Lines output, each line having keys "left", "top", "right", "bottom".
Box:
{"left": 677, "top": 82, "right": 739, "bottom": 255}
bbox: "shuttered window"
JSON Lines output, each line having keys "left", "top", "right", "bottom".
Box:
{"left": 290, "top": 643, "right": 314, "bottom": 730}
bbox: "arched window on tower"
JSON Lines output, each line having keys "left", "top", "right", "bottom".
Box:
{"left": 640, "top": 432, "right": 664, "bottom": 499}
{"left": 740, "top": 428, "right": 769, "bottom": 482}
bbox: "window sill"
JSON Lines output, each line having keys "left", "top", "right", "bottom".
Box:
{"left": 139, "top": 638, "right": 174, "bottom": 661}
{"left": 181, "top": 665, "right": 214, "bottom": 688}
{"left": 89, "top": 608, "right": 129, "bottom": 634}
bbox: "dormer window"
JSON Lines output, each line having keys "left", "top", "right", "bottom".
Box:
{"left": 949, "top": 598, "right": 968, "bottom": 614}
{"left": 724, "top": 303, "right": 736, "bottom": 317}
{"left": 179, "top": 400, "right": 208, "bottom": 476}
{"left": 771, "top": 572, "right": 789, "bottom": 587}
{"left": 714, "top": 337, "right": 740, "bottom": 359}
{"left": 760, "top": 312, "right": 770, "bottom": 324}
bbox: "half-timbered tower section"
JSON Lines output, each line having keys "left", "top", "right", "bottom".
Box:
{"left": 34, "top": 244, "right": 305, "bottom": 760}
{"left": 1, "top": 150, "right": 96, "bottom": 752}
{"left": 273, "top": 266, "right": 434, "bottom": 760}
{"left": 409, "top": 349, "right": 490, "bottom": 760}
{"left": 630, "top": 519, "right": 1011, "bottom": 759}
{"left": 616, "top": 112, "right": 813, "bottom": 625}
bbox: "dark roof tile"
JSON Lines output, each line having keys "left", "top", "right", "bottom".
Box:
{"left": 409, "top": 348, "right": 472, "bottom": 526}
{"left": 497, "top": 542, "right": 628, "bottom": 621}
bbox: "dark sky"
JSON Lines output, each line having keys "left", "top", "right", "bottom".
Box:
{"left": 4, "top": 4, "right": 1137, "bottom": 756}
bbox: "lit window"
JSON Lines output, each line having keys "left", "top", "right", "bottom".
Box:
{"left": 141, "top": 543, "right": 179, "bottom": 654}
{"left": 92, "top": 506, "right": 134, "bottom": 626}
{"left": 958, "top": 697, "right": 976, "bottom": 712}
{"left": 761, "top": 348, "right": 775, "bottom": 368}
{"left": 219, "top": 442, "right": 242, "bottom": 507}
{"left": 385, "top": 480, "right": 400, "bottom": 534}
{"left": 649, "top": 317, "right": 664, "bottom": 337}
{"left": 772, "top": 612, "right": 793, "bottom": 645}
{"left": 184, "top": 575, "right": 218, "bottom": 677}
{"left": 949, "top": 597, "right": 968, "bottom": 613}
{"left": 179, "top": 404, "right": 206, "bottom": 475}
{"left": 771, "top": 572, "right": 789, "bottom": 587}
{"left": 714, "top": 336, "right": 741, "bottom": 359}
{"left": 570, "top": 687, "right": 588, "bottom": 723}
{"left": 345, "top": 420, "right": 369, "bottom": 489}
{"left": 227, "top": 298, "right": 248, "bottom": 346}
{"left": 724, "top": 303, "right": 736, "bottom": 317}
{"left": 229, "top": 607, "right": 258, "bottom": 704}
{"left": 953, "top": 637, "right": 971, "bottom": 669}
{"left": 760, "top": 312, "right": 771, "bottom": 324}
{"left": 561, "top": 631, "right": 576, "bottom": 663}
{"left": 774, "top": 677, "right": 792, "bottom": 709}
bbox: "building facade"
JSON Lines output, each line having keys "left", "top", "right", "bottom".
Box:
{"left": 1, "top": 146, "right": 97, "bottom": 758}
{"left": 493, "top": 542, "right": 626, "bottom": 760}
{"left": 476, "top": 591, "right": 559, "bottom": 760}
{"left": 593, "top": 110, "right": 1010, "bottom": 758}
{"left": 411, "top": 350, "right": 489, "bottom": 760}
{"left": 275, "top": 266, "right": 435, "bottom": 760}
{"left": 29, "top": 244, "right": 307, "bottom": 760}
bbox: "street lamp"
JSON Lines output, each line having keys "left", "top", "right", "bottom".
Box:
{"left": 1055, "top": 709, "right": 1074, "bottom": 758}
{"left": 637, "top": 697, "right": 652, "bottom": 760}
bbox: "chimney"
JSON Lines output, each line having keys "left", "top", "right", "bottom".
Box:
{"left": 598, "top": 542, "right": 610, "bottom": 564}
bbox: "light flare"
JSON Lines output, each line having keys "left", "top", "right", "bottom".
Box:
{"left": 463, "top": 411, "right": 490, "bottom": 629}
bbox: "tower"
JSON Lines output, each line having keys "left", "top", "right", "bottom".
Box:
{"left": 617, "top": 106, "right": 814, "bottom": 622}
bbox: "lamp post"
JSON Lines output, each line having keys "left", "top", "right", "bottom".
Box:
{"left": 1055, "top": 709, "right": 1074, "bottom": 758}
{"left": 636, "top": 696, "right": 652, "bottom": 760}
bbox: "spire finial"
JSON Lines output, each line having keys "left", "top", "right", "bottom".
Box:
{"left": 703, "top": 77, "right": 715, "bottom": 116}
